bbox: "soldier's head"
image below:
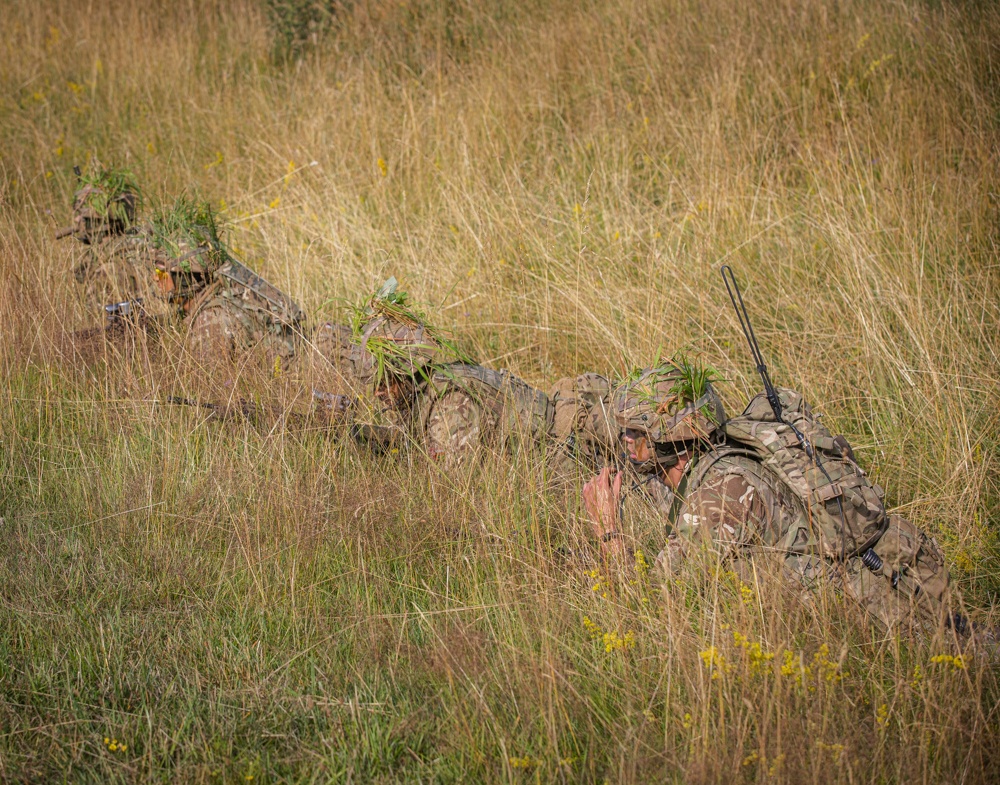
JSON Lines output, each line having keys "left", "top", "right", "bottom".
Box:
{"left": 62, "top": 165, "right": 140, "bottom": 245}
{"left": 67, "top": 184, "right": 139, "bottom": 244}
{"left": 347, "top": 279, "right": 471, "bottom": 405}
{"left": 613, "top": 361, "right": 726, "bottom": 473}
{"left": 348, "top": 318, "right": 439, "bottom": 404}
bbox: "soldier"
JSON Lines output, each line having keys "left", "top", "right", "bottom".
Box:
{"left": 119, "top": 197, "right": 307, "bottom": 369}
{"left": 320, "top": 279, "right": 564, "bottom": 463}
{"left": 582, "top": 362, "right": 960, "bottom": 635}
{"left": 56, "top": 164, "right": 146, "bottom": 311}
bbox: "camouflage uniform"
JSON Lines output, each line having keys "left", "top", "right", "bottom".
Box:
{"left": 418, "top": 364, "right": 552, "bottom": 464}
{"left": 547, "top": 373, "right": 619, "bottom": 472}
{"left": 341, "top": 293, "right": 553, "bottom": 462}
{"left": 186, "top": 257, "right": 304, "bottom": 366}
{"left": 60, "top": 181, "right": 148, "bottom": 313}
{"left": 72, "top": 234, "right": 169, "bottom": 317}
{"left": 643, "top": 454, "right": 951, "bottom": 633}
{"left": 612, "top": 366, "right": 954, "bottom": 634}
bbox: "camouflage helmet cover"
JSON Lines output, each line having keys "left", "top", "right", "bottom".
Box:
{"left": 349, "top": 315, "right": 447, "bottom": 387}
{"left": 67, "top": 184, "right": 139, "bottom": 244}
{"left": 613, "top": 366, "right": 727, "bottom": 445}
{"left": 348, "top": 278, "right": 467, "bottom": 389}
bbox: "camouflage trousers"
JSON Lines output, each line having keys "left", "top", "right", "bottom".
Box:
{"left": 187, "top": 295, "right": 297, "bottom": 367}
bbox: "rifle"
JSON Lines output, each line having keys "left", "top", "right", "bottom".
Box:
{"left": 160, "top": 390, "right": 351, "bottom": 426}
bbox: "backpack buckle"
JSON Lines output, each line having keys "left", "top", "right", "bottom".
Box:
{"left": 813, "top": 483, "right": 842, "bottom": 503}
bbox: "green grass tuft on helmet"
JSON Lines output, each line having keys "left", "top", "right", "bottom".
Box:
{"left": 613, "top": 357, "right": 727, "bottom": 468}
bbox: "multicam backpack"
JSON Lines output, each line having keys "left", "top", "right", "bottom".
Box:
{"left": 417, "top": 364, "right": 553, "bottom": 461}
{"left": 700, "top": 388, "right": 889, "bottom": 560}
{"left": 186, "top": 257, "right": 305, "bottom": 363}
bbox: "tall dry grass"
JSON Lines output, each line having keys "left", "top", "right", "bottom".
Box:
{"left": 1, "top": 0, "right": 999, "bottom": 781}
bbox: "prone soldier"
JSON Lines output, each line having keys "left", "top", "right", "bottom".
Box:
{"left": 583, "top": 361, "right": 960, "bottom": 636}
{"left": 315, "top": 280, "right": 616, "bottom": 467}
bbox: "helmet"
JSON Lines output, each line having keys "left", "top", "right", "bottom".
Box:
{"left": 347, "top": 278, "right": 467, "bottom": 392}
{"left": 348, "top": 315, "right": 447, "bottom": 389}
{"left": 66, "top": 183, "right": 138, "bottom": 244}
{"left": 613, "top": 365, "right": 727, "bottom": 465}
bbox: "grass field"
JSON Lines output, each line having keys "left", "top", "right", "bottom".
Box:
{"left": 2, "top": 0, "right": 999, "bottom": 781}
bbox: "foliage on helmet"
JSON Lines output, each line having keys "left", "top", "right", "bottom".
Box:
{"left": 67, "top": 163, "right": 140, "bottom": 243}
{"left": 614, "top": 354, "right": 726, "bottom": 444}
{"left": 347, "top": 278, "right": 473, "bottom": 390}
{"left": 149, "top": 196, "right": 228, "bottom": 272}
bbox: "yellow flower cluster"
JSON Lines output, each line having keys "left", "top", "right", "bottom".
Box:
{"left": 634, "top": 548, "right": 650, "bottom": 579}
{"left": 876, "top": 703, "right": 890, "bottom": 729}
{"left": 509, "top": 756, "right": 540, "bottom": 769}
{"left": 103, "top": 736, "right": 127, "bottom": 753}
{"left": 930, "top": 653, "right": 966, "bottom": 670}
{"left": 602, "top": 631, "right": 636, "bottom": 653}
{"left": 699, "top": 646, "right": 731, "bottom": 680}
{"left": 585, "top": 568, "right": 609, "bottom": 599}
{"left": 583, "top": 617, "right": 636, "bottom": 653}
{"left": 780, "top": 649, "right": 799, "bottom": 679}
{"left": 732, "top": 631, "right": 775, "bottom": 676}
{"left": 778, "top": 644, "right": 843, "bottom": 689}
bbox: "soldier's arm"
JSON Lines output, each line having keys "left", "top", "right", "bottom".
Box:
{"left": 657, "top": 472, "right": 769, "bottom": 577}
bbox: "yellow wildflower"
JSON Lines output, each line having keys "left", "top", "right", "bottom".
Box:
{"left": 699, "top": 646, "right": 729, "bottom": 679}
{"left": 930, "top": 654, "right": 966, "bottom": 670}
{"left": 634, "top": 548, "right": 649, "bottom": 579}
{"left": 377, "top": 157, "right": 388, "bottom": 177}
{"left": 602, "top": 630, "right": 636, "bottom": 653}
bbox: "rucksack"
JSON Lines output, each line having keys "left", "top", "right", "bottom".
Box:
{"left": 707, "top": 388, "right": 889, "bottom": 559}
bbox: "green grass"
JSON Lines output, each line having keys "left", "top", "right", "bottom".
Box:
{"left": 1, "top": 0, "right": 999, "bottom": 781}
